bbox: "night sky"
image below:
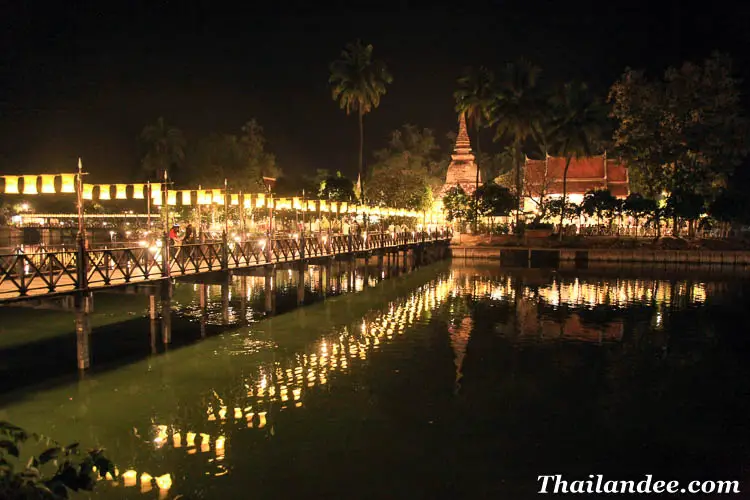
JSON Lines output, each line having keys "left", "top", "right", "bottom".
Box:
{"left": 1, "top": 0, "right": 749, "bottom": 182}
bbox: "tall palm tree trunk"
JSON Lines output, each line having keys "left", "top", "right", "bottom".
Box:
{"left": 559, "top": 157, "right": 572, "bottom": 241}
{"left": 514, "top": 141, "right": 522, "bottom": 233}
{"left": 473, "top": 124, "right": 481, "bottom": 233}
{"left": 358, "top": 108, "right": 364, "bottom": 203}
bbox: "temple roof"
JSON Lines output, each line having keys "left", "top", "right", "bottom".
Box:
{"left": 524, "top": 155, "right": 629, "bottom": 198}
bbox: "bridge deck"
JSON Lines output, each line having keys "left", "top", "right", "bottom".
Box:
{"left": 0, "top": 231, "right": 449, "bottom": 302}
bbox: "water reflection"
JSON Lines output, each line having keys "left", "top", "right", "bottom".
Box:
{"left": 1, "top": 262, "right": 748, "bottom": 498}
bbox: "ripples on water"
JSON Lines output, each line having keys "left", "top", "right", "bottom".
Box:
{"left": 1, "top": 261, "right": 749, "bottom": 499}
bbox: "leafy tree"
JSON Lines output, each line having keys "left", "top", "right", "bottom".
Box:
{"left": 139, "top": 117, "right": 186, "bottom": 182}
{"left": 491, "top": 59, "right": 544, "bottom": 231}
{"left": 329, "top": 40, "right": 393, "bottom": 199}
{"left": 186, "top": 119, "right": 279, "bottom": 191}
{"left": 550, "top": 82, "right": 606, "bottom": 239}
{"left": 442, "top": 186, "right": 470, "bottom": 223}
{"left": 366, "top": 159, "right": 432, "bottom": 211}
{"left": 665, "top": 188, "right": 705, "bottom": 237}
{"left": 623, "top": 193, "right": 657, "bottom": 237}
{"left": 0, "top": 421, "right": 116, "bottom": 499}
{"left": 475, "top": 182, "right": 516, "bottom": 218}
{"left": 547, "top": 198, "right": 579, "bottom": 225}
{"left": 455, "top": 66, "right": 495, "bottom": 228}
{"left": 610, "top": 53, "right": 747, "bottom": 234}
{"left": 372, "top": 124, "right": 445, "bottom": 194}
{"left": 320, "top": 172, "right": 356, "bottom": 202}
{"left": 581, "top": 189, "right": 618, "bottom": 226}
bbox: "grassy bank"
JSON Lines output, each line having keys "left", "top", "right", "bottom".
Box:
{"left": 452, "top": 234, "right": 750, "bottom": 251}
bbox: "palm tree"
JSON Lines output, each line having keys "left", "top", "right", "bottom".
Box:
{"left": 550, "top": 82, "right": 606, "bottom": 240}
{"left": 491, "top": 60, "right": 544, "bottom": 231}
{"left": 454, "top": 66, "right": 495, "bottom": 231}
{"left": 329, "top": 40, "right": 393, "bottom": 200}
{"left": 139, "top": 117, "right": 186, "bottom": 182}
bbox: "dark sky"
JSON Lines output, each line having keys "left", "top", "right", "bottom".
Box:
{"left": 1, "top": 0, "right": 749, "bottom": 182}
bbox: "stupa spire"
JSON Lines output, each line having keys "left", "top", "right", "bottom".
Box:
{"left": 438, "top": 111, "right": 479, "bottom": 197}
{"left": 456, "top": 113, "right": 471, "bottom": 150}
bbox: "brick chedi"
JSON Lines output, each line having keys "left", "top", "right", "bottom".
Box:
{"left": 440, "top": 113, "right": 480, "bottom": 197}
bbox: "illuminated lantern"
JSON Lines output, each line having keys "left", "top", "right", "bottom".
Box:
{"left": 22, "top": 175, "right": 38, "bottom": 195}
{"left": 41, "top": 175, "right": 56, "bottom": 194}
{"left": 181, "top": 190, "right": 192, "bottom": 205}
{"left": 167, "top": 190, "right": 177, "bottom": 206}
{"left": 57, "top": 174, "right": 75, "bottom": 194}
{"left": 151, "top": 186, "right": 161, "bottom": 199}
{"left": 131, "top": 184, "right": 145, "bottom": 199}
{"left": 3, "top": 176, "right": 19, "bottom": 194}
{"left": 152, "top": 190, "right": 163, "bottom": 206}
{"left": 293, "top": 197, "right": 302, "bottom": 210}
{"left": 319, "top": 200, "right": 328, "bottom": 212}
{"left": 330, "top": 202, "right": 338, "bottom": 214}
{"left": 82, "top": 184, "right": 94, "bottom": 200}
{"left": 212, "top": 189, "right": 223, "bottom": 204}
{"left": 115, "top": 184, "right": 128, "bottom": 199}
{"left": 348, "top": 204, "right": 357, "bottom": 214}
{"left": 307, "top": 200, "right": 316, "bottom": 211}
{"left": 372, "top": 206, "right": 381, "bottom": 216}
{"left": 197, "top": 190, "right": 210, "bottom": 205}
{"left": 98, "top": 184, "right": 111, "bottom": 200}
{"left": 255, "top": 193, "right": 265, "bottom": 208}
{"left": 243, "top": 195, "right": 251, "bottom": 208}
{"left": 339, "top": 202, "right": 348, "bottom": 213}
{"left": 231, "top": 194, "right": 239, "bottom": 206}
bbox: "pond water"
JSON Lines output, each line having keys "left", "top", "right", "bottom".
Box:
{"left": 1, "top": 259, "right": 750, "bottom": 499}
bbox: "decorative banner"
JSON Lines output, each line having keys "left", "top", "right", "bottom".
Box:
{"left": 132, "top": 184, "right": 145, "bottom": 200}
{"left": 276, "top": 198, "right": 291, "bottom": 210}
{"left": 152, "top": 191, "right": 163, "bottom": 206}
{"left": 243, "top": 195, "right": 251, "bottom": 208}
{"left": 82, "top": 184, "right": 94, "bottom": 200}
{"left": 22, "top": 175, "right": 38, "bottom": 195}
{"left": 293, "top": 197, "right": 302, "bottom": 210}
{"left": 340, "top": 202, "right": 348, "bottom": 213}
{"left": 181, "top": 190, "right": 192, "bottom": 205}
{"left": 330, "top": 202, "right": 338, "bottom": 214}
{"left": 307, "top": 200, "right": 316, "bottom": 212}
{"left": 167, "top": 190, "right": 177, "bottom": 206}
{"left": 212, "top": 189, "right": 223, "bottom": 204}
{"left": 348, "top": 204, "right": 357, "bottom": 214}
{"left": 198, "top": 190, "right": 211, "bottom": 205}
{"left": 41, "top": 175, "right": 56, "bottom": 194}
{"left": 60, "top": 174, "right": 76, "bottom": 194}
{"left": 98, "top": 184, "right": 111, "bottom": 200}
{"left": 255, "top": 193, "right": 265, "bottom": 208}
{"left": 231, "top": 194, "right": 239, "bottom": 206}
{"left": 3, "top": 176, "right": 19, "bottom": 194}
{"left": 319, "top": 200, "right": 328, "bottom": 212}
{"left": 115, "top": 184, "right": 128, "bottom": 199}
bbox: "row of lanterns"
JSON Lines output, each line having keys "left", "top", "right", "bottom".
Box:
{"left": 1, "top": 175, "right": 422, "bottom": 217}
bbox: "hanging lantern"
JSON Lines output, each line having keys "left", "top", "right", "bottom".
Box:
{"left": 340, "top": 202, "right": 348, "bottom": 213}
{"left": 41, "top": 175, "right": 56, "bottom": 194}
{"left": 167, "top": 190, "right": 177, "bottom": 206}
{"left": 115, "top": 184, "right": 128, "bottom": 199}
{"left": 98, "top": 184, "right": 111, "bottom": 200}
{"left": 132, "top": 184, "right": 145, "bottom": 199}
{"left": 348, "top": 204, "right": 357, "bottom": 214}
{"left": 152, "top": 190, "right": 163, "bottom": 205}
{"left": 319, "top": 200, "right": 328, "bottom": 212}
{"left": 82, "top": 184, "right": 94, "bottom": 200}
{"left": 197, "top": 190, "right": 210, "bottom": 205}
{"left": 181, "top": 190, "right": 192, "bottom": 205}
{"left": 212, "top": 189, "right": 223, "bottom": 204}
{"left": 307, "top": 200, "right": 316, "bottom": 212}
{"left": 231, "top": 194, "right": 239, "bottom": 206}
{"left": 22, "top": 175, "right": 38, "bottom": 195}
{"left": 151, "top": 186, "right": 161, "bottom": 199}
{"left": 330, "top": 202, "right": 338, "bottom": 214}
{"left": 3, "top": 175, "right": 19, "bottom": 194}
{"left": 255, "top": 193, "right": 265, "bottom": 208}
{"left": 293, "top": 197, "right": 302, "bottom": 210}
{"left": 243, "top": 194, "right": 251, "bottom": 208}
{"left": 58, "top": 174, "right": 75, "bottom": 194}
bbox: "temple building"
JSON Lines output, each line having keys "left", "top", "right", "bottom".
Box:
{"left": 439, "top": 113, "right": 481, "bottom": 197}
{"left": 522, "top": 154, "right": 629, "bottom": 212}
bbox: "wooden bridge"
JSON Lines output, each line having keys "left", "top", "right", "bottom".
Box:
{"left": 0, "top": 230, "right": 451, "bottom": 303}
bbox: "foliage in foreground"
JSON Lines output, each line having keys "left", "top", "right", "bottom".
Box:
{"left": 0, "top": 421, "right": 115, "bottom": 499}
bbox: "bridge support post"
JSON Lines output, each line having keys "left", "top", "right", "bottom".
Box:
{"left": 221, "top": 231, "right": 229, "bottom": 270}
{"left": 264, "top": 266, "right": 275, "bottom": 315}
{"left": 161, "top": 234, "right": 170, "bottom": 278}
{"left": 297, "top": 265, "right": 306, "bottom": 305}
{"left": 74, "top": 292, "right": 92, "bottom": 370}
{"left": 160, "top": 279, "right": 172, "bottom": 345}
{"left": 377, "top": 252, "right": 384, "bottom": 282}
{"left": 149, "top": 292, "right": 158, "bottom": 320}
{"left": 150, "top": 317, "right": 158, "bottom": 354}
{"left": 221, "top": 272, "right": 230, "bottom": 325}
{"left": 240, "top": 276, "right": 248, "bottom": 325}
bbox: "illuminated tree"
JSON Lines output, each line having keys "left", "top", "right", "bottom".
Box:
{"left": 139, "top": 117, "right": 186, "bottom": 182}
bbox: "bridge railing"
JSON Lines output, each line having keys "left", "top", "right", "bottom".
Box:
{"left": 0, "top": 230, "right": 451, "bottom": 299}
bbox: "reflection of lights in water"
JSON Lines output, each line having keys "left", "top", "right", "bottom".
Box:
{"left": 122, "top": 470, "right": 137, "bottom": 487}
{"left": 656, "top": 312, "right": 663, "bottom": 327}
